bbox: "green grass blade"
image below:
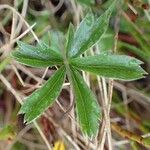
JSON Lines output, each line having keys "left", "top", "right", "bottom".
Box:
{"left": 118, "top": 41, "right": 150, "bottom": 62}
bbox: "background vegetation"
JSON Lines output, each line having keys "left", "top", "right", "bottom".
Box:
{"left": 0, "top": 0, "right": 150, "bottom": 149}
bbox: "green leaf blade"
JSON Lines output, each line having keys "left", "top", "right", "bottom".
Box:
{"left": 19, "top": 66, "right": 66, "bottom": 123}
{"left": 68, "top": 13, "right": 94, "bottom": 58}
{"left": 40, "top": 30, "right": 65, "bottom": 53}
{"left": 70, "top": 54, "right": 147, "bottom": 81}
{"left": 12, "top": 41, "right": 63, "bottom": 68}
{"left": 68, "top": 1, "right": 116, "bottom": 58}
{"left": 70, "top": 67, "right": 101, "bottom": 137}
{"left": 66, "top": 23, "right": 75, "bottom": 57}
{"left": 49, "top": 31, "right": 64, "bottom": 53}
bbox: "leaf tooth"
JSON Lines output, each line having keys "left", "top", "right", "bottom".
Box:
{"left": 18, "top": 107, "right": 26, "bottom": 115}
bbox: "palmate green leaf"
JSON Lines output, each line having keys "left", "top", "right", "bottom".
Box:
{"left": 19, "top": 66, "right": 66, "bottom": 123}
{"left": 68, "top": 0, "right": 117, "bottom": 58}
{"left": 11, "top": 41, "right": 63, "bottom": 68}
{"left": 70, "top": 54, "right": 147, "bottom": 81}
{"left": 70, "top": 67, "right": 101, "bottom": 137}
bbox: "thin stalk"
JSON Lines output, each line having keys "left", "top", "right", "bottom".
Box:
{"left": 95, "top": 43, "right": 113, "bottom": 149}
{"left": 15, "top": 0, "right": 29, "bottom": 37}
{"left": 102, "top": 78, "right": 113, "bottom": 150}
{"left": 111, "top": 122, "right": 150, "bottom": 148}
{"left": 43, "top": 113, "right": 81, "bottom": 150}
{"left": 34, "top": 122, "right": 52, "bottom": 150}
{"left": 114, "top": 133, "right": 150, "bottom": 146}
{"left": 0, "top": 5, "right": 39, "bottom": 43}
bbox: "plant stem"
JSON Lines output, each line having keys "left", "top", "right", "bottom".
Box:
{"left": 94, "top": 44, "right": 113, "bottom": 149}
{"left": 34, "top": 122, "right": 52, "bottom": 150}
{"left": 0, "top": 4, "right": 39, "bottom": 43}
{"left": 102, "top": 78, "right": 113, "bottom": 150}
{"left": 111, "top": 122, "right": 150, "bottom": 148}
